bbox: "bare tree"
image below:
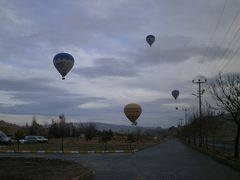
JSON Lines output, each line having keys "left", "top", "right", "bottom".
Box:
{"left": 99, "top": 130, "right": 114, "bottom": 150}
{"left": 82, "top": 123, "right": 97, "bottom": 141}
{"left": 209, "top": 73, "right": 240, "bottom": 158}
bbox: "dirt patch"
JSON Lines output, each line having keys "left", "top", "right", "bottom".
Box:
{"left": 0, "top": 157, "right": 94, "bottom": 180}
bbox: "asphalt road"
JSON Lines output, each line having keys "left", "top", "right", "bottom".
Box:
{"left": 1, "top": 139, "right": 240, "bottom": 180}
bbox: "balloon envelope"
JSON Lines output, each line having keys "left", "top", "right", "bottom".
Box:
{"left": 124, "top": 103, "right": 142, "bottom": 124}
{"left": 172, "top": 90, "right": 179, "bottom": 100}
{"left": 53, "top": 53, "right": 74, "bottom": 80}
{"left": 146, "top": 35, "right": 155, "bottom": 46}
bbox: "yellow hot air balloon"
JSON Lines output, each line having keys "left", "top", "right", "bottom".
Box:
{"left": 124, "top": 103, "right": 142, "bottom": 125}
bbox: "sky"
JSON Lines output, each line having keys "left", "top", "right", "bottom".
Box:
{"left": 0, "top": 0, "right": 240, "bottom": 127}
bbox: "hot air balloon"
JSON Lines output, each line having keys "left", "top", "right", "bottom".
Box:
{"left": 124, "top": 103, "right": 142, "bottom": 125}
{"left": 146, "top": 35, "right": 155, "bottom": 46}
{"left": 53, "top": 52, "right": 74, "bottom": 80}
{"left": 172, "top": 90, "right": 180, "bottom": 100}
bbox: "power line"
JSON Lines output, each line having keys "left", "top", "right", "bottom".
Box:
{"left": 199, "top": 0, "right": 228, "bottom": 76}
{"left": 219, "top": 37, "right": 240, "bottom": 72}
{"left": 204, "top": 3, "right": 240, "bottom": 77}
{"left": 210, "top": 21, "right": 240, "bottom": 75}
{"left": 204, "top": 5, "right": 240, "bottom": 76}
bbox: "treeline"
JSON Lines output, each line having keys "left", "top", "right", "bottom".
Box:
{"left": 180, "top": 105, "right": 233, "bottom": 150}
{"left": 13, "top": 115, "right": 158, "bottom": 146}
{"left": 15, "top": 115, "right": 115, "bottom": 143}
{"left": 1, "top": 115, "right": 166, "bottom": 149}
{"left": 180, "top": 73, "right": 240, "bottom": 158}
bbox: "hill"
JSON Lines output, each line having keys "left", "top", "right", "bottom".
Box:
{"left": 93, "top": 122, "right": 162, "bottom": 133}
{"left": 0, "top": 119, "right": 165, "bottom": 136}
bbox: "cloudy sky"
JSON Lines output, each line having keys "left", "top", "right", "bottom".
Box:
{"left": 0, "top": 0, "right": 240, "bottom": 127}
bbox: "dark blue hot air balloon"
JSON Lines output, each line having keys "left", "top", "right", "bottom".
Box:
{"left": 53, "top": 53, "right": 74, "bottom": 80}
{"left": 172, "top": 90, "right": 180, "bottom": 110}
{"left": 172, "top": 90, "right": 180, "bottom": 100}
{"left": 146, "top": 35, "right": 155, "bottom": 46}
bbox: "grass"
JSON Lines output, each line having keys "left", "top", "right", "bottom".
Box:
{"left": 0, "top": 137, "right": 162, "bottom": 152}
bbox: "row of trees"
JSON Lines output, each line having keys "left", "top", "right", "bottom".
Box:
{"left": 13, "top": 116, "right": 116, "bottom": 150}
{"left": 13, "top": 115, "right": 155, "bottom": 151}
{"left": 180, "top": 105, "right": 227, "bottom": 149}
{"left": 48, "top": 115, "right": 115, "bottom": 143}
{"left": 180, "top": 73, "right": 240, "bottom": 158}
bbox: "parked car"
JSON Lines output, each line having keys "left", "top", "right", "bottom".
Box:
{"left": 0, "top": 130, "right": 11, "bottom": 145}
{"left": 35, "top": 136, "right": 48, "bottom": 143}
{"left": 24, "top": 136, "right": 48, "bottom": 144}
{"left": 19, "top": 139, "right": 27, "bottom": 144}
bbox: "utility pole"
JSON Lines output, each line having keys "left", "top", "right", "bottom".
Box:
{"left": 192, "top": 78, "right": 207, "bottom": 147}
{"left": 182, "top": 108, "right": 190, "bottom": 125}
{"left": 59, "top": 114, "right": 65, "bottom": 153}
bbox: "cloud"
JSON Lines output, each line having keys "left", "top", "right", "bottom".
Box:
{"left": 0, "top": 78, "right": 105, "bottom": 115}
{"left": 127, "top": 36, "right": 235, "bottom": 65}
{"left": 0, "top": 78, "right": 56, "bottom": 92}
{"left": 72, "top": 35, "right": 235, "bottom": 80}
{"left": 79, "top": 102, "right": 111, "bottom": 109}
{"left": 1, "top": 0, "right": 240, "bottom": 127}
{"left": 73, "top": 58, "right": 139, "bottom": 78}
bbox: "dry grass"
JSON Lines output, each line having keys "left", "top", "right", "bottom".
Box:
{"left": 0, "top": 137, "right": 162, "bottom": 152}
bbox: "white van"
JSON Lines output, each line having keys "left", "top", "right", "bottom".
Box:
{"left": 0, "top": 130, "right": 11, "bottom": 145}
{"left": 24, "top": 136, "right": 48, "bottom": 143}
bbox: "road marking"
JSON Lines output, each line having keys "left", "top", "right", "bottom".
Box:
{"left": 0, "top": 149, "right": 137, "bottom": 154}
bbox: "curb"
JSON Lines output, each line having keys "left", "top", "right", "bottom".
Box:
{"left": 0, "top": 149, "right": 137, "bottom": 154}
{"left": 181, "top": 140, "right": 240, "bottom": 172}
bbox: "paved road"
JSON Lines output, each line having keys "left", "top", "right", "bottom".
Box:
{"left": 1, "top": 139, "right": 240, "bottom": 180}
